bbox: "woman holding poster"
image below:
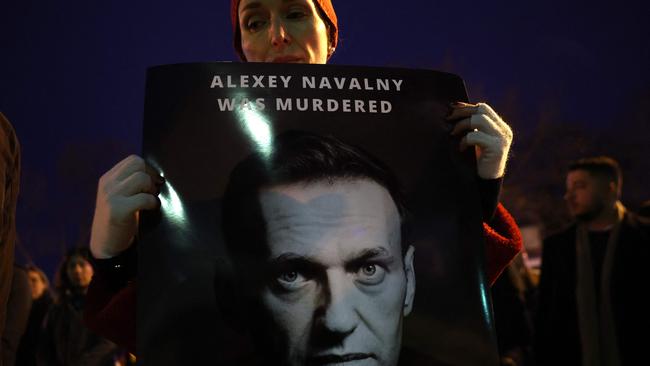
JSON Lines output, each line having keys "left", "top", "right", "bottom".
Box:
{"left": 84, "top": 0, "right": 521, "bottom": 361}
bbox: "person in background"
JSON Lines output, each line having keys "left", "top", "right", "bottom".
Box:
{"left": 1, "top": 265, "right": 31, "bottom": 366}
{"left": 0, "top": 112, "right": 21, "bottom": 366}
{"left": 16, "top": 265, "right": 53, "bottom": 366}
{"left": 535, "top": 156, "right": 650, "bottom": 365}
{"left": 37, "top": 248, "right": 122, "bottom": 366}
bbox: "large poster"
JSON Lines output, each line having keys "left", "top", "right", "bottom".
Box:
{"left": 139, "top": 62, "right": 498, "bottom": 365}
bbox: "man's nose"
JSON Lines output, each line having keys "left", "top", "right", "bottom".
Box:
{"left": 269, "top": 18, "right": 291, "bottom": 48}
{"left": 319, "top": 271, "right": 359, "bottom": 336}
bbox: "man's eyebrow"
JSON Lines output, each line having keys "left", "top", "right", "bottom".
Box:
{"left": 346, "top": 247, "right": 395, "bottom": 267}
{"left": 267, "top": 247, "right": 395, "bottom": 271}
{"left": 267, "top": 253, "right": 325, "bottom": 271}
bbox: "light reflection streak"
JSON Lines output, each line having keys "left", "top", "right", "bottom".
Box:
{"left": 158, "top": 173, "right": 187, "bottom": 228}
{"left": 234, "top": 95, "right": 274, "bottom": 158}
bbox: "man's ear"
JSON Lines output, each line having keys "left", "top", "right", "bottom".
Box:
{"left": 608, "top": 181, "right": 621, "bottom": 199}
{"left": 403, "top": 245, "right": 416, "bottom": 316}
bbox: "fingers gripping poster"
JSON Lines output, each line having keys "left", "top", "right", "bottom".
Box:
{"left": 139, "top": 62, "right": 498, "bottom": 366}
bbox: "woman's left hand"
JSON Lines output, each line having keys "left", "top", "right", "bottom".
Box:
{"left": 447, "top": 102, "right": 513, "bottom": 179}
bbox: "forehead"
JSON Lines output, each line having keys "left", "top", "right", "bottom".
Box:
{"left": 258, "top": 179, "right": 401, "bottom": 258}
{"left": 67, "top": 255, "right": 89, "bottom": 266}
{"left": 239, "top": 0, "right": 312, "bottom": 11}
{"left": 567, "top": 169, "right": 598, "bottom": 184}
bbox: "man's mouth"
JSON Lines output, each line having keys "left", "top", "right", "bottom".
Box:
{"left": 307, "top": 353, "right": 374, "bottom": 365}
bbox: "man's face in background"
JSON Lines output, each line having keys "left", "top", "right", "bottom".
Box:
{"left": 257, "top": 179, "right": 415, "bottom": 366}
{"left": 564, "top": 169, "right": 615, "bottom": 221}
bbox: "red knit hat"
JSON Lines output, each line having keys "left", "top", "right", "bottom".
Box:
{"left": 231, "top": 0, "right": 338, "bottom": 61}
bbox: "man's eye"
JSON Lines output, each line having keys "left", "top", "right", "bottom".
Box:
{"left": 280, "top": 271, "right": 298, "bottom": 282}
{"left": 276, "top": 270, "right": 308, "bottom": 290}
{"left": 356, "top": 264, "right": 386, "bottom": 286}
{"left": 362, "top": 264, "right": 376, "bottom": 276}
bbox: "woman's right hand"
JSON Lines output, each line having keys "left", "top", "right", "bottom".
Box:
{"left": 89, "top": 155, "right": 162, "bottom": 259}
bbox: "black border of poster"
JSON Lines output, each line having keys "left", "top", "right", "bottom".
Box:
{"left": 138, "top": 62, "right": 498, "bottom": 366}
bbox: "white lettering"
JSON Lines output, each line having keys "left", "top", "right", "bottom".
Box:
{"left": 327, "top": 99, "right": 339, "bottom": 111}
{"left": 217, "top": 98, "right": 236, "bottom": 111}
{"left": 369, "top": 100, "right": 378, "bottom": 113}
{"left": 342, "top": 99, "right": 351, "bottom": 112}
{"left": 267, "top": 75, "right": 277, "bottom": 88}
{"left": 319, "top": 77, "right": 332, "bottom": 89}
{"left": 227, "top": 75, "right": 236, "bottom": 88}
{"left": 349, "top": 78, "right": 362, "bottom": 90}
{"left": 333, "top": 77, "right": 346, "bottom": 89}
{"left": 210, "top": 76, "right": 223, "bottom": 88}
{"left": 255, "top": 98, "right": 266, "bottom": 111}
{"left": 381, "top": 101, "right": 392, "bottom": 113}
{"left": 363, "top": 78, "right": 374, "bottom": 91}
{"left": 276, "top": 98, "right": 292, "bottom": 111}
{"left": 355, "top": 100, "right": 366, "bottom": 112}
{"left": 392, "top": 79, "right": 403, "bottom": 91}
{"left": 303, "top": 76, "right": 316, "bottom": 89}
{"left": 280, "top": 75, "right": 292, "bottom": 88}
{"left": 296, "top": 98, "right": 309, "bottom": 111}
{"left": 313, "top": 99, "right": 324, "bottom": 111}
{"left": 252, "top": 75, "right": 264, "bottom": 87}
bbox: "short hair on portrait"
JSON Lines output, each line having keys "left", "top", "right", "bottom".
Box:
{"left": 568, "top": 156, "right": 622, "bottom": 193}
{"left": 221, "top": 130, "right": 410, "bottom": 274}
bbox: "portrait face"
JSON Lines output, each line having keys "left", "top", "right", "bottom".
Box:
{"left": 564, "top": 169, "right": 614, "bottom": 220}
{"left": 28, "top": 270, "right": 46, "bottom": 300}
{"left": 238, "top": 0, "right": 329, "bottom": 64}
{"left": 257, "top": 179, "right": 415, "bottom": 366}
{"left": 66, "top": 255, "right": 94, "bottom": 288}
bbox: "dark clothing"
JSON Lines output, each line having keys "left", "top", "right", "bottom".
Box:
{"left": 37, "top": 292, "right": 120, "bottom": 366}
{"left": 588, "top": 230, "right": 609, "bottom": 304}
{"left": 16, "top": 292, "right": 53, "bottom": 366}
{"left": 492, "top": 266, "right": 534, "bottom": 365}
{"left": 0, "top": 113, "right": 21, "bottom": 366}
{"left": 85, "top": 244, "right": 137, "bottom": 353}
{"left": 1, "top": 266, "right": 31, "bottom": 366}
{"left": 535, "top": 212, "right": 650, "bottom": 365}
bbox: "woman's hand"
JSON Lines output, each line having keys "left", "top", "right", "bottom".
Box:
{"left": 448, "top": 102, "right": 513, "bottom": 179}
{"left": 89, "top": 155, "right": 162, "bottom": 259}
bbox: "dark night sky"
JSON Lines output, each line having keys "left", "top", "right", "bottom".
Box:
{"left": 2, "top": 0, "right": 649, "bottom": 278}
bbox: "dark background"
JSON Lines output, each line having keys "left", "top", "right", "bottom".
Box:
{"left": 1, "top": 0, "right": 649, "bottom": 279}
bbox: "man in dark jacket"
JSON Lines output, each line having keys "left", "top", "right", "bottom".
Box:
{"left": 535, "top": 156, "right": 650, "bottom": 366}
